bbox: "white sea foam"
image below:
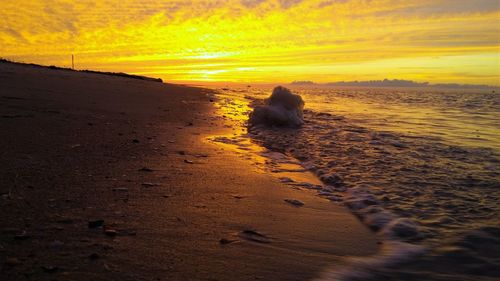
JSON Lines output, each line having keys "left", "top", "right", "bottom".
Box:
{"left": 315, "top": 241, "right": 426, "bottom": 281}
{"left": 249, "top": 86, "right": 304, "bottom": 127}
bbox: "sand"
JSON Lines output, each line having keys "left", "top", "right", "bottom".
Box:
{"left": 0, "top": 61, "right": 379, "bottom": 281}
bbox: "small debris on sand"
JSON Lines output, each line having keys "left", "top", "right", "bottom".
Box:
{"left": 14, "top": 231, "right": 30, "bottom": 240}
{"left": 138, "top": 167, "right": 154, "bottom": 172}
{"left": 141, "top": 182, "right": 161, "bottom": 187}
{"left": 41, "top": 265, "right": 58, "bottom": 273}
{"left": 184, "top": 159, "right": 194, "bottom": 164}
{"left": 56, "top": 217, "right": 74, "bottom": 224}
{"left": 219, "top": 238, "right": 237, "bottom": 245}
{"left": 88, "top": 219, "right": 104, "bottom": 229}
{"left": 88, "top": 253, "right": 100, "bottom": 260}
{"left": 239, "top": 230, "right": 271, "bottom": 244}
{"left": 104, "top": 229, "right": 118, "bottom": 237}
{"left": 284, "top": 199, "right": 305, "bottom": 207}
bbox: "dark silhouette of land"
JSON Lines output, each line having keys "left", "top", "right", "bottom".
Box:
{"left": 0, "top": 58, "right": 163, "bottom": 83}
{"left": 291, "top": 78, "right": 498, "bottom": 90}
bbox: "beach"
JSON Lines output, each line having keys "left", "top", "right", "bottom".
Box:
{"left": 2, "top": 1, "right": 499, "bottom": 280}
{"left": 0, "top": 61, "right": 380, "bottom": 281}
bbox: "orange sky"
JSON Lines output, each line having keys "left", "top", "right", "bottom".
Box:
{"left": 1, "top": 0, "right": 499, "bottom": 84}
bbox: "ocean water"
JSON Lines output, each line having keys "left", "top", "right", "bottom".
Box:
{"left": 210, "top": 85, "right": 500, "bottom": 281}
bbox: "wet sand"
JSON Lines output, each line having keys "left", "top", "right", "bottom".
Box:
{"left": 0, "top": 61, "right": 379, "bottom": 280}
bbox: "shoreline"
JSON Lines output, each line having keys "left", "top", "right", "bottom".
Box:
{"left": 0, "top": 61, "right": 379, "bottom": 280}
{"left": 211, "top": 86, "right": 500, "bottom": 280}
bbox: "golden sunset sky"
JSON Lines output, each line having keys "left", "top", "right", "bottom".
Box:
{"left": 1, "top": 0, "right": 499, "bottom": 84}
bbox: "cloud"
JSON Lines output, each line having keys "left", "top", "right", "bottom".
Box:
{"left": 240, "top": 0, "right": 267, "bottom": 8}
{"left": 279, "top": 0, "right": 304, "bottom": 8}
{"left": 2, "top": 27, "right": 27, "bottom": 42}
{"left": 0, "top": 0, "right": 498, "bottom": 84}
{"left": 317, "top": 0, "right": 350, "bottom": 8}
{"left": 371, "top": 0, "right": 500, "bottom": 17}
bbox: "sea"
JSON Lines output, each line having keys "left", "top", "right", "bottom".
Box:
{"left": 209, "top": 84, "right": 500, "bottom": 281}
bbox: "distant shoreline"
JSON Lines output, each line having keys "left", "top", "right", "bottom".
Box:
{"left": 290, "top": 79, "right": 499, "bottom": 91}
{"left": 0, "top": 58, "right": 163, "bottom": 83}
{"left": 2, "top": 58, "right": 497, "bottom": 91}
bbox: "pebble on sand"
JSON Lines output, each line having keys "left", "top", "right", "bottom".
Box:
{"left": 88, "top": 253, "right": 100, "bottom": 260}
{"left": 138, "top": 167, "right": 154, "bottom": 172}
{"left": 104, "top": 229, "right": 118, "bottom": 237}
{"left": 41, "top": 265, "right": 58, "bottom": 273}
{"left": 56, "top": 217, "right": 75, "bottom": 224}
{"left": 219, "top": 238, "right": 237, "bottom": 245}
{"left": 88, "top": 219, "right": 104, "bottom": 229}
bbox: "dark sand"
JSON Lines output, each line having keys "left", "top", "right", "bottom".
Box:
{"left": 0, "top": 62, "right": 379, "bottom": 281}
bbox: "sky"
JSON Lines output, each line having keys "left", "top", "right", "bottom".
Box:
{"left": 1, "top": 0, "right": 499, "bottom": 84}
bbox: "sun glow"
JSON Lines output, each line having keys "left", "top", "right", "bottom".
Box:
{"left": 1, "top": 0, "right": 499, "bottom": 84}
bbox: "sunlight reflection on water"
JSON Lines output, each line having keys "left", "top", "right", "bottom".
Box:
{"left": 211, "top": 85, "right": 500, "bottom": 152}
